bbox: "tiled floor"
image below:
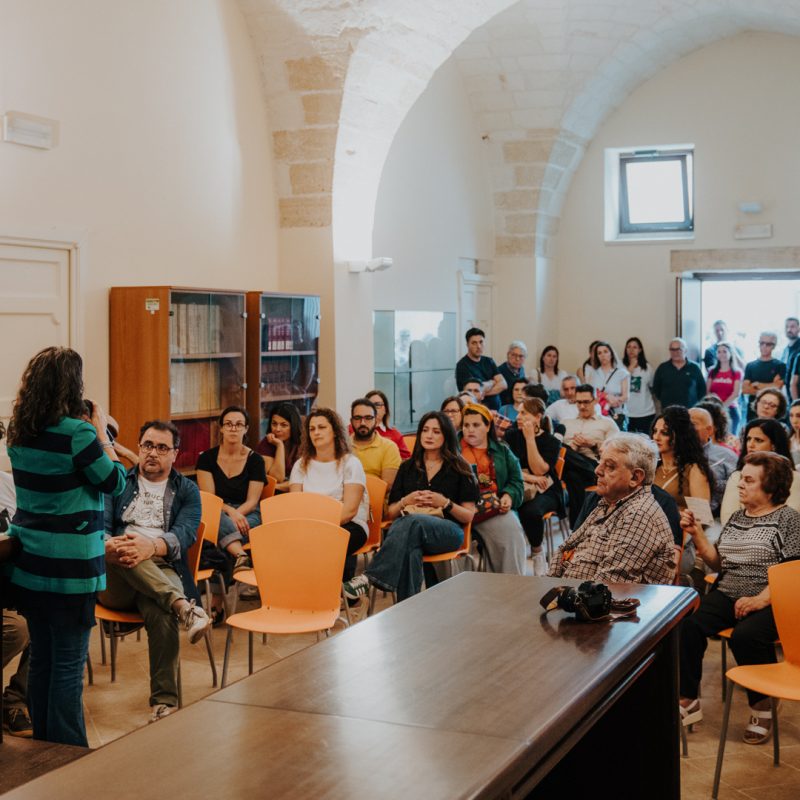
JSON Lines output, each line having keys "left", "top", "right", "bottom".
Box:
{"left": 3, "top": 578, "right": 799, "bottom": 798}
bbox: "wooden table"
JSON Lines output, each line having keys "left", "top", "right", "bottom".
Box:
{"left": 3, "top": 573, "right": 697, "bottom": 799}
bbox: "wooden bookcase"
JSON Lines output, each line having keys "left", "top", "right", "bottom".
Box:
{"left": 109, "top": 287, "right": 247, "bottom": 472}
{"left": 245, "top": 292, "right": 320, "bottom": 443}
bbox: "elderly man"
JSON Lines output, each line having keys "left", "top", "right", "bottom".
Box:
{"left": 652, "top": 337, "right": 706, "bottom": 410}
{"left": 689, "top": 407, "right": 737, "bottom": 517}
{"left": 498, "top": 340, "right": 527, "bottom": 406}
{"left": 742, "top": 331, "right": 786, "bottom": 420}
{"left": 548, "top": 433, "right": 676, "bottom": 584}
{"left": 562, "top": 385, "right": 618, "bottom": 461}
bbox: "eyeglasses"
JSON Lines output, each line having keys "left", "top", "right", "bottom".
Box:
{"left": 575, "top": 399, "right": 594, "bottom": 405}
{"left": 351, "top": 415, "right": 375, "bottom": 423}
{"left": 139, "top": 441, "right": 175, "bottom": 455}
{"left": 221, "top": 422, "right": 247, "bottom": 430}
{"left": 370, "top": 401, "right": 385, "bottom": 408}
{"left": 759, "top": 341, "right": 776, "bottom": 347}
{"left": 668, "top": 346, "right": 684, "bottom": 352}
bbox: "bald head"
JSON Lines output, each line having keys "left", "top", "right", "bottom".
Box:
{"left": 689, "top": 407, "right": 713, "bottom": 445}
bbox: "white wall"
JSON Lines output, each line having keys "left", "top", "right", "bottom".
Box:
{"left": 0, "top": 0, "right": 279, "bottom": 403}
{"left": 556, "top": 31, "right": 800, "bottom": 373}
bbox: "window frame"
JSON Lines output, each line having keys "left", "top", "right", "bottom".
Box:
{"left": 618, "top": 150, "right": 693, "bottom": 235}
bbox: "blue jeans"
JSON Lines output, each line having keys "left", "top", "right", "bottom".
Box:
{"left": 23, "top": 609, "right": 92, "bottom": 746}
{"left": 727, "top": 404, "right": 741, "bottom": 436}
{"left": 218, "top": 504, "right": 262, "bottom": 551}
{"left": 366, "top": 514, "right": 464, "bottom": 601}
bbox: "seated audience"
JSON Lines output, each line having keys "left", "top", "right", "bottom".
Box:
{"left": 679, "top": 452, "right": 800, "bottom": 743}
{"left": 196, "top": 406, "right": 266, "bottom": 577}
{"left": 462, "top": 379, "right": 484, "bottom": 402}
{"left": 545, "top": 375, "right": 582, "bottom": 426}
{"left": 532, "top": 345, "right": 567, "bottom": 405}
{"left": 460, "top": 403, "right": 528, "bottom": 575}
{"left": 587, "top": 341, "right": 629, "bottom": 430}
{"left": 752, "top": 386, "right": 787, "bottom": 423}
{"left": 365, "top": 389, "right": 410, "bottom": 459}
{"left": 349, "top": 397, "right": 401, "bottom": 491}
{"left": 689, "top": 407, "right": 737, "bottom": 517}
{"left": 562, "top": 385, "right": 619, "bottom": 460}
{"left": 499, "top": 377, "right": 529, "bottom": 423}
{"left": 440, "top": 395, "right": 465, "bottom": 432}
{"left": 342, "top": 411, "right": 478, "bottom": 602}
{"left": 455, "top": 327, "right": 506, "bottom": 412}
{"left": 548, "top": 434, "right": 675, "bottom": 584}
{"left": 652, "top": 338, "right": 706, "bottom": 409}
{"left": 504, "top": 398, "right": 564, "bottom": 576}
{"left": 789, "top": 399, "right": 800, "bottom": 468}
{"left": 720, "top": 419, "right": 800, "bottom": 524}
{"left": 497, "top": 340, "right": 527, "bottom": 406}
{"left": 706, "top": 341, "right": 744, "bottom": 435}
{"left": 742, "top": 331, "right": 785, "bottom": 421}
{"left": 697, "top": 397, "right": 740, "bottom": 453}
{"left": 289, "top": 408, "right": 368, "bottom": 582}
{"left": 623, "top": 336, "right": 656, "bottom": 435}
{"left": 102, "top": 420, "right": 210, "bottom": 722}
{"left": 255, "top": 401, "right": 302, "bottom": 492}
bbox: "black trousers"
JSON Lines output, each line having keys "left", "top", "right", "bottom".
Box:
{"left": 679, "top": 588, "right": 778, "bottom": 705}
{"left": 341, "top": 520, "right": 368, "bottom": 582}
{"left": 517, "top": 492, "right": 561, "bottom": 548}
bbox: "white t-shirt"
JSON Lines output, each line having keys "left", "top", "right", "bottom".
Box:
{"left": 626, "top": 364, "right": 655, "bottom": 418}
{"left": 121, "top": 476, "right": 168, "bottom": 540}
{"left": 0, "top": 471, "right": 16, "bottom": 517}
{"left": 289, "top": 455, "right": 369, "bottom": 535}
{"left": 588, "top": 366, "right": 630, "bottom": 414}
{"left": 533, "top": 369, "right": 568, "bottom": 395}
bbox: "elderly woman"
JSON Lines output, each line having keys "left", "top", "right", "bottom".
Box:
{"left": 460, "top": 403, "right": 527, "bottom": 574}
{"left": 720, "top": 418, "right": 800, "bottom": 524}
{"left": 679, "top": 452, "right": 800, "bottom": 744}
{"left": 753, "top": 386, "right": 787, "bottom": 423}
{"left": 440, "top": 395, "right": 465, "bottom": 432}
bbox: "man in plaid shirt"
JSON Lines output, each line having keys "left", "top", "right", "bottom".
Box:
{"left": 548, "top": 433, "right": 676, "bottom": 584}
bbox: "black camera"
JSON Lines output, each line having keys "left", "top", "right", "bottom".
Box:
{"left": 540, "top": 581, "right": 612, "bottom": 621}
{"left": 84, "top": 399, "right": 115, "bottom": 444}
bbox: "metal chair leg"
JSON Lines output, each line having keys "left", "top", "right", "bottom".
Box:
{"left": 177, "top": 660, "right": 183, "bottom": 709}
{"left": 772, "top": 696, "right": 780, "bottom": 766}
{"left": 248, "top": 632, "right": 253, "bottom": 675}
{"left": 86, "top": 651, "right": 94, "bottom": 685}
{"left": 680, "top": 720, "right": 688, "bottom": 757}
{"left": 99, "top": 623, "right": 107, "bottom": 665}
{"left": 721, "top": 639, "right": 728, "bottom": 700}
{"left": 712, "top": 680, "right": 734, "bottom": 799}
{"left": 200, "top": 629, "right": 217, "bottom": 687}
{"left": 341, "top": 586, "right": 353, "bottom": 626}
{"left": 109, "top": 625, "right": 118, "bottom": 682}
{"left": 221, "top": 626, "right": 234, "bottom": 688}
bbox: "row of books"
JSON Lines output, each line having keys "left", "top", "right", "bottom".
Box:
{"left": 261, "top": 317, "right": 298, "bottom": 351}
{"left": 169, "top": 302, "right": 225, "bottom": 355}
{"left": 170, "top": 362, "right": 221, "bottom": 414}
{"left": 260, "top": 362, "right": 308, "bottom": 395}
{"left": 173, "top": 419, "right": 211, "bottom": 470}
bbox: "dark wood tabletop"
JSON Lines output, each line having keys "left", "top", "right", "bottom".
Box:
{"left": 3, "top": 573, "right": 698, "bottom": 800}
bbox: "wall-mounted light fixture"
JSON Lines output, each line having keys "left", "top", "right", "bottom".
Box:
{"left": 3, "top": 111, "right": 59, "bottom": 149}
{"left": 348, "top": 257, "right": 393, "bottom": 274}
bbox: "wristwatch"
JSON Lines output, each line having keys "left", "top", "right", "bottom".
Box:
{"left": 443, "top": 499, "right": 454, "bottom": 514}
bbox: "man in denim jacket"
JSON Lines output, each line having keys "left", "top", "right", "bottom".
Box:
{"left": 102, "top": 420, "right": 209, "bottom": 723}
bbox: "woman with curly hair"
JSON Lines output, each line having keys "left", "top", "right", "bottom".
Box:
{"left": 652, "top": 405, "right": 714, "bottom": 511}
{"left": 342, "top": 411, "right": 478, "bottom": 602}
{"left": 720, "top": 418, "right": 800, "bottom": 525}
{"left": 289, "top": 408, "right": 368, "bottom": 581}
{"left": 5, "top": 347, "right": 125, "bottom": 746}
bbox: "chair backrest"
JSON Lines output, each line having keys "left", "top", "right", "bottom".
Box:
{"left": 261, "top": 476, "right": 277, "bottom": 501}
{"left": 364, "top": 474, "right": 388, "bottom": 547}
{"left": 187, "top": 521, "right": 206, "bottom": 582}
{"left": 199, "top": 491, "right": 224, "bottom": 545}
{"left": 555, "top": 446, "right": 567, "bottom": 481}
{"left": 402, "top": 434, "right": 417, "bottom": 452}
{"left": 260, "top": 491, "right": 343, "bottom": 525}
{"left": 249, "top": 519, "right": 348, "bottom": 612}
{"left": 768, "top": 560, "right": 800, "bottom": 665}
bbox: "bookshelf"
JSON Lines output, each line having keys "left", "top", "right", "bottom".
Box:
{"left": 110, "top": 287, "right": 247, "bottom": 472}
{"left": 246, "top": 292, "right": 320, "bottom": 442}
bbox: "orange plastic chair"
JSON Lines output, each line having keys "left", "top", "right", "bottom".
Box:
{"left": 220, "top": 519, "right": 348, "bottom": 686}
{"left": 402, "top": 434, "right": 417, "bottom": 453}
{"left": 196, "top": 491, "right": 226, "bottom": 612}
{"left": 242, "top": 478, "right": 278, "bottom": 554}
{"left": 712, "top": 560, "right": 800, "bottom": 798}
{"left": 543, "top": 446, "right": 570, "bottom": 559}
{"left": 355, "top": 474, "right": 387, "bottom": 565}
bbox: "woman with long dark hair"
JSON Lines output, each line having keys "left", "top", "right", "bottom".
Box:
{"left": 623, "top": 337, "right": 655, "bottom": 434}
{"left": 706, "top": 341, "right": 744, "bottom": 434}
{"left": 343, "top": 411, "right": 477, "bottom": 602}
{"left": 587, "top": 341, "right": 629, "bottom": 430}
{"left": 366, "top": 389, "right": 410, "bottom": 459}
{"left": 255, "top": 401, "right": 302, "bottom": 492}
{"left": 533, "top": 346, "right": 567, "bottom": 406}
{"left": 290, "top": 408, "right": 368, "bottom": 581}
{"left": 5, "top": 347, "right": 125, "bottom": 746}
{"left": 720, "top": 418, "right": 800, "bottom": 524}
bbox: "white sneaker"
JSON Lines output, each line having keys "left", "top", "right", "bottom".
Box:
{"left": 178, "top": 600, "right": 211, "bottom": 644}
{"left": 149, "top": 704, "right": 176, "bottom": 723}
{"left": 532, "top": 553, "right": 548, "bottom": 576}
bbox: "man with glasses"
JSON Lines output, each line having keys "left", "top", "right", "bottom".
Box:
{"left": 101, "top": 420, "right": 209, "bottom": 723}
{"left": 743, "top": 331, "right": 786, "bottom": 421}
{"left": 498, "top": 340, "right": 527, "bottom": 406}
{"left": 349, "top": 398, "right": 401, "bottom": 491}
{"left": 652, "top": 337, "right": 706, "bottom": 410}
{"left": 562, "top": 385, "right": 619, "bottom": 461}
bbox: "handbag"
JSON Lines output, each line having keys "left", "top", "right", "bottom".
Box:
{"left": 402, "top": 504, "right": 444, "bottom": 517}
{"left": 475, "top": 489, "right": 501, "bottom": 522}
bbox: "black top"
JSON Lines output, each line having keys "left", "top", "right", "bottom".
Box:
{"left": 389, "top": 459, "right": 479, "bottom": 522}
{"left": 196, "top": 447, "right": 266, "bottom": 505}
{"left": 504, "top": 428, "right": 563, "bottom": 505}
{"left": 455, "top": 355, "right": 501, "bottom": 411}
